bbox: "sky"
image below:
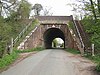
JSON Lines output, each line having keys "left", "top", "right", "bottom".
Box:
{"left": 28, "top": 0, "right": 74, "bottom": 16}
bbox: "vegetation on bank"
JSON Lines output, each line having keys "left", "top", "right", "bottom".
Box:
{"left": 0, "top": 0, "right": 43, "bottom": 71}
{"left": 0, "top": 47, "right": 44, "bottom": 70}
{"left": 0, "top": 0, "right": 100, "bottom": 73}
{"left": 0, "top": 0, "right": 33, "bottom": 58}
{"left": 67, "top": 0, "right": 100, "bottom": 72}
{"left": 81, "top": 19, "right": 100, "bottom": 52}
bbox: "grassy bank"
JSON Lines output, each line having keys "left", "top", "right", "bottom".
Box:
{"left": 0, "top": 51, "right": 18, "bottom": 69}
{"left": 0, "top": 47, "right": 44, "bottom": 71}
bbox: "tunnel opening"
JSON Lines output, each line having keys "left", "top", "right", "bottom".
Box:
{"left": 43, "top": 28, "right": 65, "bottom": 49}
{"left": 52, "top": 38, "right": 64, "bottom": 48}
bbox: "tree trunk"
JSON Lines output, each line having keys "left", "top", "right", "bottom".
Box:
{"left": 0, "top": 1, "right": 2, "bottom": 16}
{"left": 97, "top": 0, "right": 100, "bottom": 15}
{"left": 89, "top": 0, "right": 97, "bottom": 20}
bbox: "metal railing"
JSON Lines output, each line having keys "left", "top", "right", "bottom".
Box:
{"left": 72, "top": 20, "right": 85, "bottom": 55}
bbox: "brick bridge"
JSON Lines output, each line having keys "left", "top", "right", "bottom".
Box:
{"left": 18, "top": 15, "right": 91, "bottom": 54}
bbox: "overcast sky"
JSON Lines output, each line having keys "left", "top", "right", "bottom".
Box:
{"left": 28, "top": 0, "right": 75, "bottom": 16}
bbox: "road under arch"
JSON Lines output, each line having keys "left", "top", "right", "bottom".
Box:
{"left": 43, "top": 28, "right": 65, "bottom": 49}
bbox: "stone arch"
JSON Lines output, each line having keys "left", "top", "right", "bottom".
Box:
{"left": 43, "top": 28, "right": 65, "bottom": 49}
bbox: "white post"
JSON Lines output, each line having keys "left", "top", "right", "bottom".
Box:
{"left": 92, "top": 44, "right": 95, "bottom": 56}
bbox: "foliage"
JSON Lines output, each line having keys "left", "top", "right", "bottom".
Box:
{"left": 67, "top": 0, "right": 100, "bottom": 72}
{"left": 67, "top": 0, "right": 100, "bottom": 20}
{"left": 0, "top": 51, "right": 18, "bottom": 69}
{"left": 0, "top": 46, "right": 44, "bottom": 70}
{"left": 52, "top": 39, "right": 58, "bottom": 48}
{"left": 0, "top": 0, "right": 32, "bottom": 57}
{"left": 81, "top": 19, "right": 100, "bottom": 72}
{"left": 82, "top": 19, "right": 100, "bottom": 51}
{"left": 18, "top": 0, "right": 32, "bottom": 19}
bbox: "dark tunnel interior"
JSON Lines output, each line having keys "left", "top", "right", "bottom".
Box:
{"left": 43, "top": 28, "right": 65, "bottom": 49}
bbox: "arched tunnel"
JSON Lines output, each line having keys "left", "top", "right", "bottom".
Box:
{"left": 43, "top": 28, "right": 65, "bottom": 49}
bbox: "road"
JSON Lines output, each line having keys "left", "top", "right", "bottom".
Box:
{"left": 0, "top": 49, "right": 97, "bottom": 75}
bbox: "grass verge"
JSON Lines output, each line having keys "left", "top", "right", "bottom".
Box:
{"left": 0, "top": 47, "right": 44, "bottom": 71}
{"left": 65, "top": 48, "right": 80, "bottom": 54}
{"left": 16, "top": 47, "right": 44, "bottom": 53}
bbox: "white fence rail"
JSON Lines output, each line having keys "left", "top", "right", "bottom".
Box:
{"left": 73, "top": 20, "right": 85, "bottom": 55}
{"left": 13, "top": 20, "right": 34, "bottom": 45}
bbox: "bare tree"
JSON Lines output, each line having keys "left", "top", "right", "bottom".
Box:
{"left": 0, "top": 0, "right": 19, "bottom": 17}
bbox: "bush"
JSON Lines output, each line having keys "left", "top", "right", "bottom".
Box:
{"left": 81, "top": 19, "right": 100, "bottom": 53}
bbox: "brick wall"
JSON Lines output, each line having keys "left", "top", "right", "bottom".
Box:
{"left": 18, "top": 23, "right": 79, "bottom": 50}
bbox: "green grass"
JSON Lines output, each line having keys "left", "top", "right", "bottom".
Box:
{"left": 0, "top": 51, "right": 18, "bottom": 69}
{"left": 16, "top": 47, "right": 45, "bottom": 53}
{"left": 65, "top": 48, "right": 80, "bottom": 54}
{"left": 0, "top": 46, "right": 44, "bottom": 70}
{"left": 85, "top": 54, "right": 100, "bottom": 63}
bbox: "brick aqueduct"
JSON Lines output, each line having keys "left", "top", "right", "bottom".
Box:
{"left": 18, "top": 15, "right": 90, "bottom": 54}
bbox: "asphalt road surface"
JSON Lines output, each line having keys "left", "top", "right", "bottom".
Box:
{"left": 0, "top": 49, "right": 97, "bottom": 75}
